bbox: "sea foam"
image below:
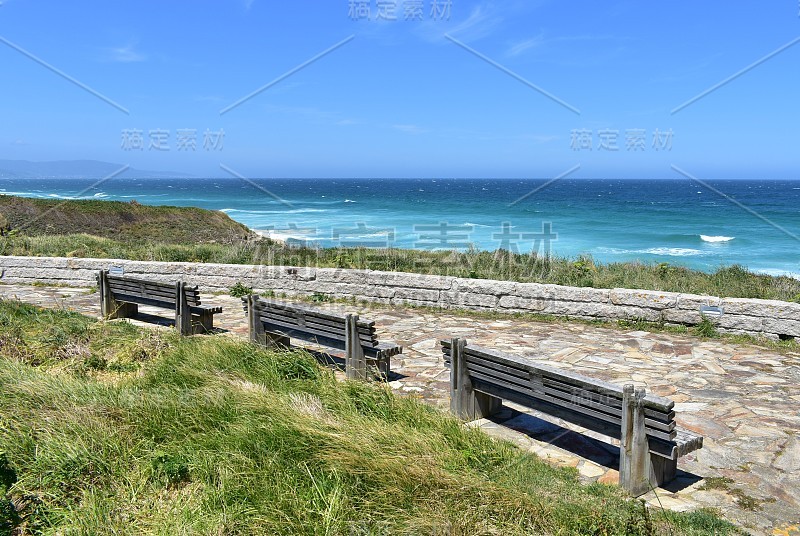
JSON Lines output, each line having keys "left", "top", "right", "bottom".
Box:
{"left": 700, "top": 235, "right": 734, "bottom": 243}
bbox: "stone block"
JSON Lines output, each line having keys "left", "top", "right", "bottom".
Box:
{"left": 610, "top": 288, "right": 678, "bottom": 310}
{"left": 440, "top": 291, "right": 498, "bottom": 308}
{"left": 763, "top": 317, "right": 800, "bottom": 337}
{"left": 722, "top": 298, "right": 800, "bottom": 320}
{"left": 451, "top": 278, "right": 517, "bottom": 296}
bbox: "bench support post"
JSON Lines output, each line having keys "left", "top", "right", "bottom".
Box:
{"left": 248, "top": 295, "right": 290, "bottom": 349}
{"left": 247, "top": 294, "right": 266, "bottom": 345}
{"left": 99, "top": 270, "right": 137, "bottom": 319}
{"left": 99, "top": 270, "right": 114, "bottom": 319}
{"left": 620, "top": 385, "right": 652, "bottom": 496}
{"left": 345, "top": 314, "right": 367, "bottom": 380}
{"left": 450, "top": 338, "right": 502, "bottom": 420}
{"left": 175, "top": 282, "right": 192, "bottom": 336}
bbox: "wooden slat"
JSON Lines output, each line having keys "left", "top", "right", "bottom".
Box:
{"left": 252, "top": 298, "right": 374, "bottom": 328}
{"left": 673, "top": 429, "right": 703, "bottom": 457}
{"left": 256, "top": 307, "right": 376, "bottom": 339}
{"left": 261, "top": 326, "right": 397, "bottom": 359}
{"left": 108, "top": 275, "right": 175, "bottom": 291}
{"left": 108, "top": 281, "right": 201, "bottom": 306}
{"left": 109, "top": 280, "right": 200, "bottom": 300}
{"left": 111, "top": 292, "right": 176, "bottom": 310}
{"left": 108, "top": 276, "right": 201, "bottom": 302}
{"left": 191, "top": 305, "right": 222, "bottom": 315}
{"left": 259, "top": 316, "right": 377, "bottom": 347}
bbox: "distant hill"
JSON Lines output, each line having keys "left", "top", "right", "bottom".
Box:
{"left": 0, "top": 194, "right": 254, "bottom": 244}
{"left": 0, "top": 159, "right": 194, "bottom": 179}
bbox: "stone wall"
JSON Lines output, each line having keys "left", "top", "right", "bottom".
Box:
{"left": 1, "top": 255, "right": 798, "bottom": 340}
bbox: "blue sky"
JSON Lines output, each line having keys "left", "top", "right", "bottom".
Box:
{"left": 0, "top": 0, "right": 798, "bottom": 178}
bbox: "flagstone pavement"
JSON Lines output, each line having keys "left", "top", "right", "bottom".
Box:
{"left": 1, "top": 283, "right": 799, "bottom": 535}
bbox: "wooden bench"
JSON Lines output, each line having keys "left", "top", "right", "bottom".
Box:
{"left": 243, "top": 295, "right": 402, "bottom": 380}
{"left": 441, "top": 338, "right": 703, "bottom": 496}
{"left": 97, "top": 270, "right": 222, "bottom": 335}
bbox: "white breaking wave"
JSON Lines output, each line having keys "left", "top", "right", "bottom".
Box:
{"left": 596, "top": 246, "right": 704, "bottom": 257}
{"left": 640, "top": 247, "right": 704, "bottom": 257}
{"left": 700, "top": 235, "right": 734, "bottom": 243}
{"left": 343, "top": 199, "right": 357, "bottom": 203}
{"left": 218, "top": 208, "right": 327, "bottom": 215}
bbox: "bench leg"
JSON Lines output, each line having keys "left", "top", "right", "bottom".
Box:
{"left": 450, "top": 338, "right": 502, "bottom": 420}
{"left": 377, "top": 356, "right": 390, "bottom": 380}
{"left": 620, "top": 385, "right": 652, "bottom": 496}
{"left": 345, "top": 314, "right": 367, "bottom": 381}
{"left": 265, "top": 331, "right": 290, "bottom": 349}
{"left": 192, "top": 311, "right": 215, "bottom": 334}
{"left": 116, "top": 302, "right": 138, "bottom": 319}
{"left": 650, "top": 455, "right": 677, "bottom": 487}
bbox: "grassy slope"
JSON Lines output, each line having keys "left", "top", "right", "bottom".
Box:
{"left": 2, "top": 194, "right": 799, "bottom": 302}
{"left": 0, "top": 195, "right": 253, "bottom": 244}
{"left": 0, "top": 301, "right": 738, "bottom": 535}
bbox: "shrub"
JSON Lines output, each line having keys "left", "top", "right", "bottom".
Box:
{"left": 228, "top": 281, "right": 253, "bottom": 298}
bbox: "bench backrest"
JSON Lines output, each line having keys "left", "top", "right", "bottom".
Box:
{"left": 103, "top": 273, "right": 202, "bottom": 307}
{"left": 441, "top": 339, "right": 698, "bottom": 459}
{"left": 244, "top": 296, "right": 379, "bottom": 348}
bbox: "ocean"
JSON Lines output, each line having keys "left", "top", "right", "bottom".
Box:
{"left": 1, "top": 177, "right": 798, "bottom": 277}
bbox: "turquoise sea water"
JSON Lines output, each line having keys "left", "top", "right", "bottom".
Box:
{"left": 1, "top": 178, "right": 798, "bottom": 277}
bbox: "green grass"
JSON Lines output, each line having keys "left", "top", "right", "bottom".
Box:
{"left": 0, "top": 195, "right": 253, "bottom": 245}
{"left": 0, "top": 300, "right": 740, "bottom": 535}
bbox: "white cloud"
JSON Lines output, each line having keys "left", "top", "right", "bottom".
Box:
{"left": 507, "top": 35, "right": 545, "bottom": 57}
{"left": 105, "top": 43, "right": 146, "bottom": 63}
{"left": 415, "top": 4, "right": 504, "bottom": 43}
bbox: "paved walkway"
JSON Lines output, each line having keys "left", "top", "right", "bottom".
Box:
{"left": 1, "top": 283, "right": 799, "bottom": 535}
